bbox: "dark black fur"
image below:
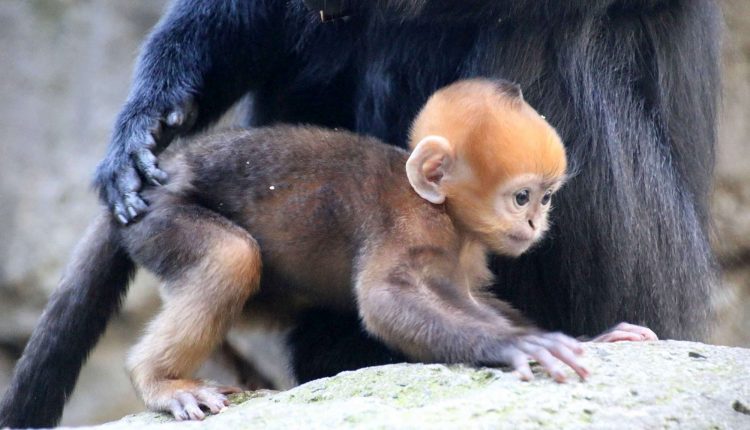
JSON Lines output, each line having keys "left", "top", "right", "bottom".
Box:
{"left": 0, "top": 216, "right": 134, "bottom": 428}
{"left": 289, "top": 309, "right": 406, "bottom": 384}
{"left": 1, "top": 0, "right": 721, "bottom": 426}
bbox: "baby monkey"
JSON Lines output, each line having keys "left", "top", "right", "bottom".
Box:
{"left": 0, "top": 79, "right": 656, "bottom": 427}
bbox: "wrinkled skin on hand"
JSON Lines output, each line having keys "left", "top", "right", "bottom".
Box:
{"left": 94, "top": 97, "right": 197, "bottom": 224}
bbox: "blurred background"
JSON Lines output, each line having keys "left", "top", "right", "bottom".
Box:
{"left": 0, "top": 0, "right": 748, "bottom": 426}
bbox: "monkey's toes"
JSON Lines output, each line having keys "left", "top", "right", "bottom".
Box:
{"left": 193, "top": 386, "right": 232, "bottom": 414}
{"left": 169, "top": 392, "right": 205, "bottom": 421}
{"left": 152, "top": 380, "right": 240, "bottom": 421}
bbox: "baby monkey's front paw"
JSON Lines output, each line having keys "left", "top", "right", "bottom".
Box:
{"left": 592, "top": 322, "right": 658, "bottom": 343}
{"left": 143, "top": 379, "right": 241, "bottom": 421}
{"left": 495, "top": 332, "right": 589, "bottom": 383}
{"left": 518, "top": 332, "right": 589, "bottom": 382}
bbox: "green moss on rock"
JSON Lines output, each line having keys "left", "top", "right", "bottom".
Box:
{"left": 68, "top": 341, "right": 749, "bottom": 430}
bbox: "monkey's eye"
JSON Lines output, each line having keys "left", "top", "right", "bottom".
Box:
{"left": 514, "top": 190, "right": 530, "bottom": 206}
{"left": 541, "top": 190, "right": 552, "bottom": 205}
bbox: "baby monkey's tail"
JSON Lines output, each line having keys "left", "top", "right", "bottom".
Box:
{"left": 0, "top": 212, "right": 135, "bottom": 428}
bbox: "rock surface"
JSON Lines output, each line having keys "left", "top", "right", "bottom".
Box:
{"left": 62, "top": 341, "right": 750, "bottom": 430}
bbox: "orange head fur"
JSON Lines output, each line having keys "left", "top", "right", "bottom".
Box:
{"left": 409, "top": 79, "right": 566, "bottom": 193}
{"left": 407, "top": 79, "right": 567, "bottom": 254}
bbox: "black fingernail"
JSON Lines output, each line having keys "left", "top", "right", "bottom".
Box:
{"left": 128, "top": 207, "right": 137, "bottom": 218}
{"left": 117, "top": 214, "right": 129, "bottom": 225}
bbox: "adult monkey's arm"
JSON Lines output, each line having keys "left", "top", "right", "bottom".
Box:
{"left": 95, "top": 0, "right": 281, "bottom": 224}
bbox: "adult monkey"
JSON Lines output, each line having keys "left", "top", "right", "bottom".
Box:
{"left": 97, "top": 0, "right": 720, "bottom": 382}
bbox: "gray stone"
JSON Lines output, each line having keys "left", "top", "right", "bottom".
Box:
{"left": 712, "top": 0, "right": 750, "bottom": 348}
{"left": 64, "top": 341, "right": 749, "bottom": 430}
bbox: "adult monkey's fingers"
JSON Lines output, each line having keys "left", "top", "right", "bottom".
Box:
{"left": 133, "top": 147, "right": 168, "bottom": 186}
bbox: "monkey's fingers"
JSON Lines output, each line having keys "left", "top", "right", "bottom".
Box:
{"left": 124, "top": 192, "right": 149, "bottom": 219}
{"left": 546, "top": 332, "right": 585, "bottom": 355}
{"left": 133, "top": 146, "right": 168, "bottom": 187}
{"left": 592, "top": 322, "right": 658, "bottom": 343}
{"left": 131, "top": 97, "right": 198, "bottom": 189}
{"left": 613, "top": 322, "right": 658, "bottom": 340}
{"left": 526, "top": 334, "right": 590, "bottom": 380}
{"left": 98, "top": 97, "right": 197, "bottom": 224}
{"left": 108, "top": 164, "right": 146, "bottom": 224}
{"left": 510, "top": 351, "right": 534, "bottom": 381}
{"left": 521, "top": 344, "right": 567, "bottom": 383}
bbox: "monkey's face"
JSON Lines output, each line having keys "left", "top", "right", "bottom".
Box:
{"left": 448, "top": 173, "right": 563, "bottom": 257}
{"left": 491, "top": 173, "right": 563, "bottom": 256}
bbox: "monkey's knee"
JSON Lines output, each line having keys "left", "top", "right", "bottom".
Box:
{"left": 204, "top": 234, "right": 262, "bottom": 303}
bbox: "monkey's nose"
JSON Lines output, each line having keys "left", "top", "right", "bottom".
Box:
{"left": 528, "top": 219, "right": 535, "bottom": 230}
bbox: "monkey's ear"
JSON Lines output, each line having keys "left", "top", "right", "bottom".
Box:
{"left": 406, "top": 135, "right": 455, "bottom": 204}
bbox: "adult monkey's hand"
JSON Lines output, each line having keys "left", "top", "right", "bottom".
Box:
{"left": 94, "top": 97, "right": 197, "bottom": 224}
{"left": 91, "top": 0, "right": 279, "bottom": 225}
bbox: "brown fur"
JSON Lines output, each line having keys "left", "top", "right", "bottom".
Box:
{"left": 110, "top": 79, "right": 579, "bottom": 418}
{"left": 123, "top": 203, "right": 261, "bottom": 417}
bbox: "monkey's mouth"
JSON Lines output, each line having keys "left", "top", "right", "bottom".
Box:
{"left": 507, "top": 233, "right": 533, "bottom": 243}
{"left": 498, "top": 234, "right": 534, "bottom": 257}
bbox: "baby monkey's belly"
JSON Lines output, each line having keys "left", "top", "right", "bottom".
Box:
{"left": 247, "top": 241, "right": 358, "bottom": 314}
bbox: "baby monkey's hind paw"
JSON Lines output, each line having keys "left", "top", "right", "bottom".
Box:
{"left": 145, "top": 379, "right": 241, "bottom": 421}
